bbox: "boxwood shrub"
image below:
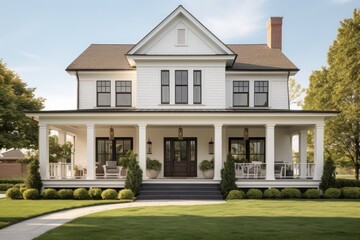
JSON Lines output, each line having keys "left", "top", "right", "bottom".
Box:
{"left": 281, "top": 188, "right": 301, "bottom": 199}
{"left": 88, "top": 188, "right": 102, "bottom": 200}
{"left": 226, "top": 190, "right": 245, "bottom": 200}
{"left": 0, "top": 183, "right": 14, "bottom": 191}
{"left": 101, "top": 189, "right": 118, "bottom": 200}
{"left": 6, "top": 187, "right": 22, "bottom": 199}
{"left": 263, "top": 188, "right": 281, "bottom": 199}
{"left": 246, "top": 189, "right": 263, "bottom": 199}
{"left": 341, "top": 187, "right": 360, "bottom": 199}
{"left": 23, "top": 188, "right": 39, "bottom": 200}
{"left": 324, "top": 188, "right": 341, "bottom": 199}
{"left": 20, "top": 187, "right": 28, "bottom": 195}
{"left": 73, "top": 188, "right": 90, "bottom": 200}
{"left": 43, "top": 188, "right": 59, "bottom": 199}
{"left": 335, "top": 179, "right": 360, "bottom": 188}
{"left": 14, "top": 183, "right": 26, "bottom": 189}
{"left": 58, "top": 189, "right": 74, "bottom": 199}
{"left": 118, "top": 189, "right": 134, "bottom": 200}
{"left": 303, "top": 189, "right": 320, "bottom": 199}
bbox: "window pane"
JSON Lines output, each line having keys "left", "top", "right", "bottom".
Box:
{"left": 255, "top": 93, "right": 268, "bottom": 107}
{"left": 161, "top": 71, "right": 169, "bottom": 85}
{"left": 162, "top": 86, "right": 170, "bottom": 103}
{"left": 181, "top": 86, "right": 188, "bottom": 103}
{"left": 234, "top": 93, "right": 248, "bottom": 106}
{"left": 194, "top": 86, "right": 201, "bottom": 104}
{"left": 98, "top": 93, "right": 110, "bottom": 106}
{"left": 116, "top": 93, "right": 131, "bottom": 106}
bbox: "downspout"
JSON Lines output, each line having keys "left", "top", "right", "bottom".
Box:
{"left": 76, "top": 70, "right": 80, "bottom": 110}
{"left": 286, "top": 71, "right": 290, "bottom": 110}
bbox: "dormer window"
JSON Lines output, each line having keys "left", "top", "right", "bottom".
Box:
{"left": 177, "top": 29, "right": 186, "bottom": 45}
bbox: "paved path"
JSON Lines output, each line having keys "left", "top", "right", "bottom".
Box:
{"left": 0, "top": 200, "right": 224, "bottom": 240}
{"left": 0, "top": 194, "right": 5, "bottom": 198}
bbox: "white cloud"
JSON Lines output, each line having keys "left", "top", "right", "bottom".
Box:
{"left": 331, "top": 0, "right": 354, "bottom": 4}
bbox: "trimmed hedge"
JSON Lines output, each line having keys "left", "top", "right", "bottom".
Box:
{"left": 281, "top": 188, "right": 301, "bottom": 199}
{"left": 335, "top": 179, "right": 360, "bottom": 188}
{"left": 119, "top": 189, "right": 134, "bottom": 200}
{"left": 324, "top": 188, "right": 341, "bottom": 199}
{"left": 0, "top": 183, "right": 14, "bottom": 191}
{"left": 58, "top": 189, "right": 74, "bottom": 199}
{"left": 23, "top": 189, "right": 40, "bottom": 200}
{"left": 341, "top": 187, "right": 360, "bottom": 199}
{"left": 14, "top": 183, "right": 26, "bottom": 189}
{"left": 73, "top": 188, "right": 90, "bottom": 200}
{"left": 0, "top": 179, "right": 24, "bottom": 184}
{"left": 226, "top": 190, "right": 245, "bottom": 200}
{"left": 89, "top": 188, "right": 102, "bottom": 200}
{"left": 6, "top": 187, "right": 22, "bottom": 199}
{"left": 43, "top": 188, "right": 59, "bottom": 199}
{"left": 101, "top": 189, "right": 118, "bottom": 200}
{"left": 303, "top": 189, "right": 320, "bottom": 199}
{"left": 246, "top": 189, "right": 263, "bottom": 199}
{"left": 264, "top": 188, "right": 281, "bottom": 199}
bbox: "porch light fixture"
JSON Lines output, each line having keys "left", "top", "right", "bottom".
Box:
{"left": 109, "top": 126, "right": 114, "bottom": 141}
{"left": 244, "top": 127, "right": 249, "bottom": 141}
{"left": 209, "top": 137, "right": 214, "bottom": 154}
{"left": 178, "top": 126, "right": 183, "bottom": 140}
{"left": 147, "top": 137, "right": 152, "bottom": 154}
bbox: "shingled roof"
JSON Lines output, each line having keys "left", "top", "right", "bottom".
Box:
{"left": 66, "top": 44, "right": 298, "bottom": 71}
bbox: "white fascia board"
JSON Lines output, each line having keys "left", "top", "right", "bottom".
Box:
{"left": 226, "top": 71, "right": 290, "bottom": 76}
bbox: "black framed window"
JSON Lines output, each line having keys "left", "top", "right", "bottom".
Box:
{"left": 193, "top": 70, "right": 201, "bottom": 104}
{"left": 161, "top": 70, "right": 170, "bottom": 104}
{"left": 116, "top": 81, "right": 131, "bottom": 107}
{"left": 96, "top": 138, "right": 133, "bottom": 166}
{"left": 233, "top": 81, "right": 249, "bottom": 107}
{"left": 175, "top": 70, "right": 188, "bottom": 104}
{"left": 229, "top": 138, "right": 265, "bottom": 163}
{"left": 254, "top": 81, "right": 268, "bottom": 107}
{"left": 97, "top": 81, "right": 111, "bottom": 107}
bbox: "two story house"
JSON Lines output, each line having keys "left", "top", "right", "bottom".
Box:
{"left": 28, "top": 6, "right": 336, "bottom": 190}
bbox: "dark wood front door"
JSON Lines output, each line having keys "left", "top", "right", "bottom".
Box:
{"left": 164, "top": 138, "right": 197, "bottom": 177}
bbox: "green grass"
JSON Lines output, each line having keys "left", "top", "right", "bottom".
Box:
{"left": 0, "top": 199, "right": 129, "bottom": 229}
{"left": 37, "top": 200, "right": 360, "bottom": 240}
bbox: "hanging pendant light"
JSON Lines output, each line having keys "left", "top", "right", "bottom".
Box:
{"left": 244, "top": 127, "right": 249, "bottom": 141}
{"left": 109, "top": 126, "right": 114, "bottom": 141}
{"left": 147, "top": 137, "right": 152, "bottom": 154}
{"left": 178, "top": 126, "right": 183, "bottom": 140}
{"left": 209, "top": 137, "right": 214, "bottom": 154}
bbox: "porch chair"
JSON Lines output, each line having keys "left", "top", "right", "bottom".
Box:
{"left": 103, "top": 161, "right": 122, "bottom": 178}
{"left": 274, "top": 161, "right": 284, "bottom": 179}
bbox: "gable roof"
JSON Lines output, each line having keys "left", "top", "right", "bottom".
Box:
{"left": 0, "top": 149, "right": 25, "bottom": 159}
{"left": 66, "top": 43, "right": 298, "bottom": 72}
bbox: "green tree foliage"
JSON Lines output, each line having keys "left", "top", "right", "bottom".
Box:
{"left": 320, "top": 156, "right": 336, "bottom": 191}
{"left": 25, "top": 154, "right": 42, "bottom": 192}
{"left": 220, "top": 153, "right": 237, "bottom": 197}
{"left": 303, "top": 9, "right": 360, "bottom": 179}
{"left": 125, "top": 151, "right": 143, "bottom": 196}
{"left": 289, "top": 78, "right": 305, "bottom": 107}
{"left": 49, "top": 135, "right": 73, "bottom": 163}
{"left": 0, "top": 60, "right": 45, "bottom": 149}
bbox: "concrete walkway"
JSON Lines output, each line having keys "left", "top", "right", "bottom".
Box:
{"left": 0, "top": 200, "right": 224, "bottom": 240}
{"left": 0, "top": 194, "right": 5, "bottom": 198}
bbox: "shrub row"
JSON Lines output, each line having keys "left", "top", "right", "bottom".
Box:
{"left": 6, "top": 187, "right": 134, "bottom": 200}
{"left": 0, "top": 179, "right": 24, "bottom": 184}
{"left": 226, "top": 187, "right": 360, "bottom": 200}
{"left": 0, "top": 183, "right": 14, "bottom": 191}
{"left": 335, "top": 179, "right": 360, "bottom": 188}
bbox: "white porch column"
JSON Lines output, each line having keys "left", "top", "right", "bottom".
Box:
{"left": 138, "top": 123, "right": 147, "bottom": 179}
{"left": 213, "top": 124, "right": 223, "bottom": 181}
{"left": 313, "top": 124, "right": 324, "bottom": 180}
{"left": 299, "top": 130, "right": 308, "bottom": 179}
{"left": 266, "top": 124, "right": 275, "bottom": 180}
{"left": 39, "top": 123, "right": 49, "bottom": 179}
{"left": 86, "top": 123, "right": 96, "bottom": 180}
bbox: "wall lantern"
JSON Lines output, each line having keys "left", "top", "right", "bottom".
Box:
{"left": 244, "top": 127, "right": 249, "bottom": 141}
{"left": 109, "top": 126, "right": 114, "bottom": 141}
{"left": 209, "top": 137, "right": 214, "bottom": 154}
{"left": 178, "top": 126, "right": 183, "bottom": 140}
{"left": 147, "top": 137, "right": 152, "bottom": 154}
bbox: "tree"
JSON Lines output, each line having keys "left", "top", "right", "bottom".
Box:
{"left": 25, "top": 153, "right": 42, "bottom": 192}
{"left": 220, "top": 153, "right": 237, "bottom": 197}
{"left": 125, "top": 151, "right": 143, "bottom": 195}
{"left": 49, "top": 135, "right": 73, "bottom": 163}
{"left": 0, "top": 60, "right": 45, "bottom": 149}
{"left": 319, "top": 156, "right": 336, "bottom": 191}
{"left": 303, "top": 9, "right": 360, "bottom": 179}
{"left": 289, "top": 78, "right": 305, "bottom": 108}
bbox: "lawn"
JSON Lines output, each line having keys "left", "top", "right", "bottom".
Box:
{"left": 0, "top": 199, "right": 127, "bottom": 229}
{"left": 37, "top": 200, "right": 360, "bottom": 240}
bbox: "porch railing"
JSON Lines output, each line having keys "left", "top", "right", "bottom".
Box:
{"left": 49, "top": 162, "right": 72, "bottom": 179}
{"left": 235, "top": 162, "right": 315, "bottom": 179}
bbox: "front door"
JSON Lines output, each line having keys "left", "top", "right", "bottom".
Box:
{"left": 164, "top": 138, "right": 197, "bottom": 177}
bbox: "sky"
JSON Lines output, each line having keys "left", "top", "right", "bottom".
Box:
{"left": 0, "top": 0, "right": 358, "bottom": 110}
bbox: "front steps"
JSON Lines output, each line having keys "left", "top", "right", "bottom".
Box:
{"left": 137, "top": 183, "right": 223, "bottom": 200}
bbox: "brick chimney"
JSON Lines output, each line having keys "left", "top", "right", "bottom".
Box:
{"left": 267, "top": 17, "right": 283, "bottom": 50}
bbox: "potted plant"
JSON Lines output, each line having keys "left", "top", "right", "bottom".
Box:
{"left": 74, "top": 165, "right": 82, "bottom": 178}
{"left": 146, "top": 158, "right": 162, "bottom": 179}
{"left": 199, "top": 159, "right": 214, "bottom": 179}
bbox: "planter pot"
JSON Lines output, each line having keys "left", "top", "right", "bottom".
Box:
{"left": 202, "top": 169, "right": 214, "bottom": 179}
{"left": 146, "top": 169, "right": 160, "bottom": 179}
{"left": 74, "top": 170, "right": 82, "bottom": 178}
{"left": 121, "top": 167, "right": 127, "bottom": 177}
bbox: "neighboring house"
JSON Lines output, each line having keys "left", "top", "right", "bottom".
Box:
{"left": 0, "top": 149, "right": 27, "bottom": 179}
{"left": 28, "top": 6, "right": 336, "bottom": 189}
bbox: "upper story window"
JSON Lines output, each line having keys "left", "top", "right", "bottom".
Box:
{"left": 177, "top": 29, "right": 186, "bottom": 45}
{"left": 254, "top": 81, "right": 268, "bottom": 107}
{"left": 175, "top": 70, "right": 188, "bottom": 104}
{"left": 97, "top": 81, "right": 111, "bottom": 107}
{"left": 116, "top": 81, "right": 132, "bottom": 107}
{"left": 233, "top": 81, "right": 249, "bottom": 107}
{"left": 193, "top": 70, "right": 201, "bottom": 104}
{"left": 161, "top": 70, "right": 170, "bottom": 104}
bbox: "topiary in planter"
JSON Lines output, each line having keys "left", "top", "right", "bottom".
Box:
{"left": 303, "top": 189, "right": 321, "bottom": 199}
{"left": 73, "top": 188, "right": 89, "bottom": 200}
{"left": 146, "top": 158, "right": 162, "bottom": 179}
{"left": 6, "top": 187, "right": 22, "bottom": 199}
{"left": 58, "top": 189, "right": 74, "bottom": 199}
{"left": 118, "top": 189, "right": 134, "bottom": 200}
{"left": 89, "top": 188, "right": 102, "bottom": 200}
{"left": 43, "top": 188, "right": 59, "bottom": 199}
{"left": 23, "top": 188, "right": 40, "bottom": 200}
{"left": 199, "top": 159, "right": 214, "bottom": 179}
{"left": 264, "top": 188, "right": 281, "bottom": 199}
{"left": 226, "top": 190, "right": 245, "bottom": 200}
{"left": 341, "top": 187, "right": 360, "bottom": 199}
{"left": 246, "top": 189, "right": 263, "bottom": 199}
{"left": 324, "top": 188, "right": 341, "bottom": 199}
{"left": 101, "top": 189, "right": 118, "bottom": 200}
{"left": 281, "top": 188, "right": 301, "bottom": 199}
